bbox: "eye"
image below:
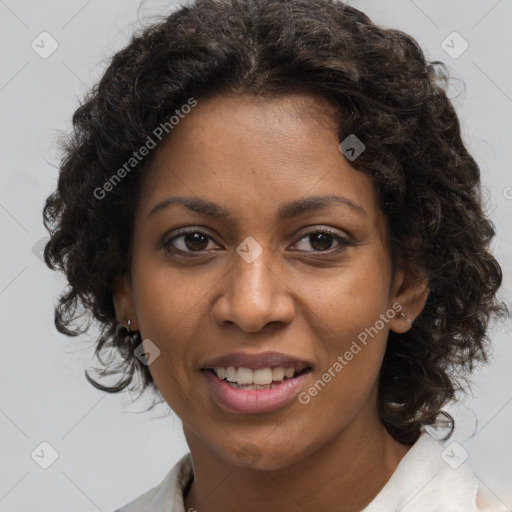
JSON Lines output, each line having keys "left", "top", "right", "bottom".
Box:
{"left": 161, "top": 228, "right": 221, "bottom": 254}
{"left": 161, "top": 226, "right": 354, "bottom": 256}
{"left": 292, "top": 228, "right": 354, "bottom": 252}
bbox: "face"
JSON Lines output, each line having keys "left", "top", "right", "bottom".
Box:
{"left": 114, "top": 92, "right": 425, "bottom": 471}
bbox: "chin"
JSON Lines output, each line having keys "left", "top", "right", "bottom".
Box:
{"left": 219, "top": 440, "right": 306, "bottom": 472}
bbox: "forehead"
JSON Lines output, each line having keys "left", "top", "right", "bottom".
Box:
{"left": 136, "top": 92, "right": 383, "bottom": 230}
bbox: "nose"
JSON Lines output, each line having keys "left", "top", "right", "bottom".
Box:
{"left": 211, "top": 249, "right": 296, "bottom": 332}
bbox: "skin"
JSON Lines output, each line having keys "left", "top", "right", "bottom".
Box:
{"left": 113, "top": 92, "right": 430, "bottom": 512}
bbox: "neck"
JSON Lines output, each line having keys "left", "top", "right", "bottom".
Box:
{"left": 182, "top": 412, "right": 412, "bottom": 512}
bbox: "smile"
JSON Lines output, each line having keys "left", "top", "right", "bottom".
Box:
{"left": 208, "top": 366, "right": 311, "bottom": 389}
{"left": 202, "top": 365, "right": 313, "bottom": 414}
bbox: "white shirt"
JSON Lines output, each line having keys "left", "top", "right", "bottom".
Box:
{"left": 114, "top": 431, "right": 482, "bottom": 512}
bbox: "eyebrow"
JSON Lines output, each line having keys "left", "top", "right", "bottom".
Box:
{"left": 146, "top": 194, "right": 367, "bottom": 220}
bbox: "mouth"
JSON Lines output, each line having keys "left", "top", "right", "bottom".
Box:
{"left": 201, "top": 352, "right": 314, "bottom": 414}
{"left": 200, "top": 352, "right": 314, "bottom": 413}
{"left": 202, "top": 365, "right": 313, "bottom": 390}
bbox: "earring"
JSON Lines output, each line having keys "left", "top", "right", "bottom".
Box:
{"left": 400, "top": 312, "right": 413, "bottom": 324}
{"left": 126, "top": 319, "right": 131, "bottom": 333}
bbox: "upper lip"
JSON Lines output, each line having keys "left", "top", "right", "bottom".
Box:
{"left": 201, "top": 351, "right": 313, "bottom": 372}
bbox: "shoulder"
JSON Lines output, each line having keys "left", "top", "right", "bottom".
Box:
{"left": 113, "top": 453, "right": 193, "bottom": 512}
{"left": 363, "top": 432, "right": 481, "bottom": 512}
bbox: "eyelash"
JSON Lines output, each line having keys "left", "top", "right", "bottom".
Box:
{"left": 161, "top": 226, "right": 354, "bottom": 256}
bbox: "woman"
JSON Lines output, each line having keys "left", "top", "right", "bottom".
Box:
{"left": 43, "top": 0, "right": 506, "bottom": 510}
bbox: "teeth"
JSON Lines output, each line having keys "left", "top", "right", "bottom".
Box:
{"left": 225, "top": 367, "right": 237, "bottom": 382}
{"left": 213, "top": 366, "right": 303, "bottom": 384}
{"left": 253, "top": 368, "right": 273, "bottom": 385}
{"left": 272, "top": 367, "right": 285, "bottom": 381}
{"left": 228, "top": 382, "right": 277, "bottom": 390}
{"left": 237, "top": 367, "right": 253, "bottom": 385}
{"left": 284, "top": 368, "right": 295, "bottom": 378}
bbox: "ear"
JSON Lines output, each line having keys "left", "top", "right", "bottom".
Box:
{"left": 388, "top": 267, "right": 430, "bottom": 334}
{"left": 112, "top": 274, "right": 139, "bottom": 331}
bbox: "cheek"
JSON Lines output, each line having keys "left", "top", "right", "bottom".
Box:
{"left": 129, "top": 256, "right": 215, "bottom": 405}
{"left": 306, "top": 248, "right": 392, "bottom": 337}
{"left": 303, "top": 310, "right": 388, "bottom": 430}
{"left": 302, "top": 250, "right": 392, "bottom": 401}
{"left": 131, "top": 254, "right": 214, "bottom": 340}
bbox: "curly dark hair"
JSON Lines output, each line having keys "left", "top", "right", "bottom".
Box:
{"left": 43, "top": 0, "right": 506, "bottom": 445}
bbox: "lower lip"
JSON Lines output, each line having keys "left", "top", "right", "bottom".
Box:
{"left": 202, "top": 369, "right": 312, "bottom": 413}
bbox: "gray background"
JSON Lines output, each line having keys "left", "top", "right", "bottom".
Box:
{"left": 0, "top": 1, "right": 511, "bottom": 511}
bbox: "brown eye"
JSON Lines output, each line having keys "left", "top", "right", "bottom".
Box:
{"left": 308, "top": 232, "right": 336, "bottom": 251}
{"left": 182, "top": 232, "right": 209, "bottom": 251}
{"left": 293, "top": 229, "right": 353, "bottom": 253}
{"left": 162, "top": 229, "right": 219, "bottom": 254}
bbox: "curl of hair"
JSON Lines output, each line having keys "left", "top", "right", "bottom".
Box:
{"left": 43, "top": 0, "right": 507, "bottom": 444}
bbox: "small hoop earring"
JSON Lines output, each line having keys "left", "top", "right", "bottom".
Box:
{"left": 126, "top": 319, "right": 131, "bottom": 333}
